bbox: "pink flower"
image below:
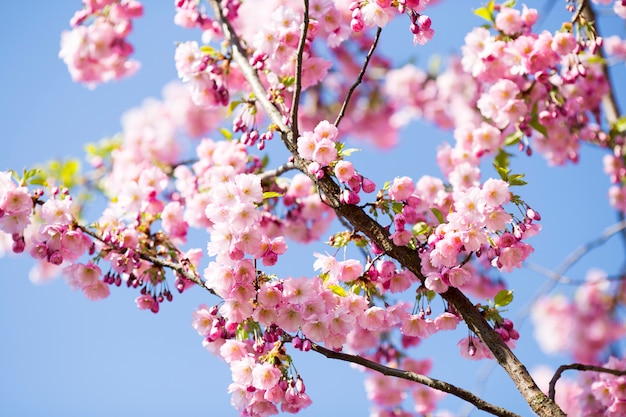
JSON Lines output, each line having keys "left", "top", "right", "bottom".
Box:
{"left": 297, "top": 131, "right": 317, "bottom": 160}
{"left": 313, "top": 120, "right": 338, "bottom": 141}
{"left": 434, "top": 312, "right": 460, "bottom": 330}
{"left": 252, "top": 362, "right": 282, "bottom": 390}
{"left": 82, "top": 279, "right": 110, "bottom": 301}
{"left": 388, "top": 176, "right": 415, "bottom": 202}
{"left": 41, "top": 198, "right": 74, "bottom": 225}
{"left": 312, "top": 138, "right": 338, "bottom": 166}
{"left": 358, "top": 306, "right": 387, "bottom": 331}
{"left": 135, "top": 294, "right": 156, "bottom": 310}
{"left": 231, "top": 356, "right": 255, "bottom": 386}
{"left": 63, "top": 262, "right": 102, "bottom": 290}
{"left": 335, "top": 259, "right": 363, "bottom": 282}
{"left": 1, "top": 187, "right": 33, "bottom": 215}
{"left": 334, "top": 161, "right": 355, "bottom": 183}
{"left": 401, "top": 314, "right": 437, "bottom": 338}
{"left": 495, "top": 7, "right": 523, "bottom": 35}
{"left": 360, "top": 2, "right": 392, "bottom": 28}
{"left": 161, "top": 201, "right": 189, "bottom": 243}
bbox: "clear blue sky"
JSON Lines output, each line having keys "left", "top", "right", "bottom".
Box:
{"left": 1, "top": 2, "right": 624, "bottom": 417}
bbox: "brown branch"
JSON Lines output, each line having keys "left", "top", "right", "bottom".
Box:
{"left": 579, "top": 0, "right": 621, "bottom": 124}
{"left": 288, "top": 0, "right": 309, "bottom": 141}
{"left": 258, "top": 161, "right": 297, "bottom": 182}
{"left": 334, "top": 27, "right": 382, "bottom": 129}
{"left": 549, "top": 363, "right": 626, "bottom": 401}
{"left": 308, "top": 340, "right": 523, "bottom": 417}
{"left": 209, "top": 2, "right": 565, "bottom": 415}
{"left": 77, "top": 224, "right": 213, "bottom": 294}
{"left": 207, "top": 0, "right": 290, "bottom": 136}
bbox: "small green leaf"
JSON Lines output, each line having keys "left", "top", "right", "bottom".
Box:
{"left": 200, "top": 45, "right": 217, "bottom": 55}
{"left": 473, "top": 0, "right": 495, "bottom": 22}
{"left": 262, "top": 191, "right": 283, "bottom": 199}
{"left": 430, "top": 207, "right": 445, "bottom": 224}
{"left": 391, "top": 202, "right": 404, "bottom": 214}
{"left": 529, "top": 118, "right": 548, "bottom": 137}
{"left": 503, "top": 130, "right": 523, "bottom": 147}
{"left": 508, "top": 173, "right": 527, "bottom": 187}
{"left": 474, "top": 6, "right": 493, "bottom": 22}
{"left": 614, "top": 116, "right": 626, "bottom": 134}
{"left": 494, "top": 289, "right": 514, "bottom": 308}
{"left": 494, "top": 149, "right": 511, "bottom": 178}
{"left": 227, "top": 100, "right": 242, "bottom": 117}
{"left": 329, "top": 284, "right": 347, "bottom": 297}
{"left": 219, "top": 128, "right": 233, "bottom": 140}
{"left": 339, "top": 147, "right": 360, "bottom": 157}
{"left": 412, "top": 221, "right": 429, "bottom": 236}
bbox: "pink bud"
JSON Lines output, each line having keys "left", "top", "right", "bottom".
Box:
{"left": 361, "top": 177, "right": 376, "bottom": 193}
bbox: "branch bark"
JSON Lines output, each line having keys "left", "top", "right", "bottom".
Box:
{"left": 578, "top": 0, "right": 621, "bottom": 125}
{"left": 308, "top": 340, "right": 524, "bottom": 417}
{"left": 549, "top": 363, "right": 626, "bottom": 401}
{"left": 208, "top": 1, "right": 565, "bottom": 415}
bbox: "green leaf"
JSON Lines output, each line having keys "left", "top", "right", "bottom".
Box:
{"left": 339, "top": 147, "right": 360, "bottom": 157}
{"left": 391, "top": 202, "right": 404, "bottom": 214}
{"left": 227, "top": 100, "right": 242, "bottom": 117}
{"left": 503, "top": 130, "right": 523, "bottom": 147}
{"left": 200, "top": 45, "right": 217, "bottom": 55}
{"left": 614, "top": 116, "right": 626, "bottom": 134}
{"left": 219, "top": 128, "right": 233, "bottom": 140}
{"left": 508, "top": 173, "right": 527, "bottom": 187}
{"left": 494, "top": 289, "right": 514, "bottom": 308}
{"left": 328, "top": 284, "right": 347, "bottom": 297}
{"left": 412, "top": 221, "right": 429, "bottom": 236}
{"left": 473, "top": 0, "right": 495, "bottom": 22}
{"left": 494, "top": 149, "right": 511, "bottom": 179}
{"left": 263, "top": 191, "right": 283, "bottom": 199}
{"left": 529, "top": 117, "right": 548, "bottom": 137}
{"left": 430, "top": 207, "right": 445, "bottom": 224}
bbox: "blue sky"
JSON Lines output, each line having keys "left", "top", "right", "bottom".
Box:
{"left": 1, "top": 2, "right": 625, "bottom": 417}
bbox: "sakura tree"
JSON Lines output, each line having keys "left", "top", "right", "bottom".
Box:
{"left": 1, "top": 0, "right": 626, "bottom": 416}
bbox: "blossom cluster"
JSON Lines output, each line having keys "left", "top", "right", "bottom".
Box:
{"left": 531, "top": 269, "right": 626, "bottom": 363}
{"left": 349, "top": 0, "right": 435, "bottom": 45}
{"left": 59, "top": 0, "right": 143, "bottom": 85}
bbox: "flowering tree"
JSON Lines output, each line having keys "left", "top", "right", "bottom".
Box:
{"left": 2, "top": 0, "right": 626, "bottom": 416}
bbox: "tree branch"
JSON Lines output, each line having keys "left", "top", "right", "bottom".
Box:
{"left": 77, "top": 224, "right": 213, "bottom": 294}
{"left": 579, "top": 0, "right": 621, "bottom": 125}
{"left": 208, "top": 2, "right": 565, "bottom": 415}
{"left": 308, "top": 340, "right": 523, "bottom": 417}
{"left": 207, "top": 0, "right": 290, "bottom": 137}
{"left": 289, "top": 0, "right": 309, "bottom": 142}
{"left": 549, "top": 363, "right": 626, "bottom": 401}
{"left": 334, "top": 27, "right": 382, "bottom": 129}
{"left": 258, "top": 161, "right": 297, "bottom": 182}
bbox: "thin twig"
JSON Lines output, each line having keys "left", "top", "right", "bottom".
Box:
{"left": 334, "top": 27, "right": 382, "bottom": 128}
{"left": 579, "top": 0, "right": 620, "bottom": 124}
{"left": 207, "top": 0, "right": 290, "bottom": 136}
{"left": 78, "top": 224, "right": 213, "bottom": 294}
{"left": 289, "top": 0, "right": 309, "bottom": 142}
{"left": 258, "top": 162, "right": 297, "bottom": 181}
{"left": 549, "top": 363, "right": 626, "bottom": 401}
{"left": 524, "top": 219, "right": 626, "bottom": 286}
{"left": 306, "top": 340, "right": 523, "bottom": 417}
